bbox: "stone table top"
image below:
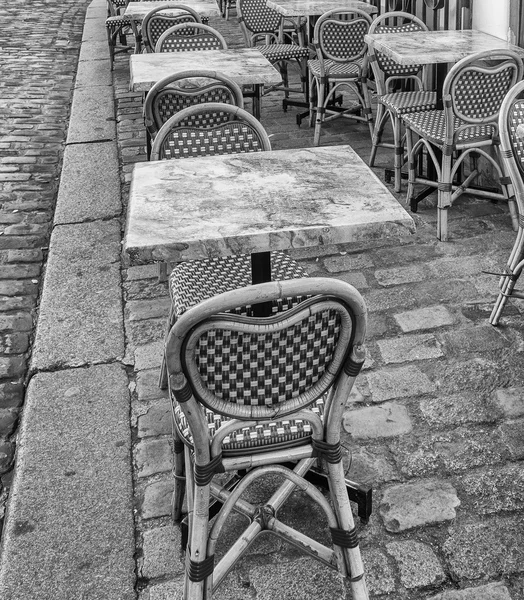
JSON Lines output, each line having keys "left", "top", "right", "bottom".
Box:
{"left": 266, "top": 0, "right": 377, "bottom": 17}
{"left": 129, "top": 48, "right": 283, "bottom": 92}
{"left": 124, "top": 145, "right": 416, "bottom": 265}
{"left": 124, "top": 0, "right": 220, "bottom": 19}
{"left": 364, "top": 29, "right": 524, "bottom": 66}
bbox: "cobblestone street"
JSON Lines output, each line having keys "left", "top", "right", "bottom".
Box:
{"left": 1, "top": 0, "right": 524, "bottom": 598}
{"left": 0, "top": 0, "right": 90, "bottom": 531}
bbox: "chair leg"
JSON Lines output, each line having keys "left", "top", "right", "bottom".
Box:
{"left": 308, "top": 72, "right": 316, "bottom": 128}
{"left": 327, "top": 460, "right": 369, "bottom": 599}
{"left": 172, "top": 425, "right": 186, "bottom": 522}
{"left": 392, "top": 114, "right": 404, "bottom": 193}
{"left": 405, "top": 127, "right": 416, "bottom": 209}
{"left": 313, "top": 77, "right": 326, "bottom": 146}
{"left": 369, "top": 102, "right": 386, "bottom": 167}
{"left": 437, "top": 152, "right": 453, "bottom": 241}
{"left": 490, "top": 259, "right": 523, "bottom": 325}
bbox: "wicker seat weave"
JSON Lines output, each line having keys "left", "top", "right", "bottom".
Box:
{"left": 309, "top": 9, "right": 373, "bottom": 146}
{"left": 169, "top": 251, "right": 308, "bottom": 316}
{"left": 367, "top": 12, "right": 435, "bottom": 192}
{"left": 381, "top": 90, "right": 437, "bottom": 116}
{"left": 403, "top": 49, "right": 523, "bottom": 240}
{"left": 402, "top": 110, "right": 496, "bottom": 147}
{"left": 105, "top": 15, "right": 131, "bottom": 28}
{"left": 165, "top": 278, "right": 369, "bottom": 599}
{"left": 173, "top": 381, "right": 326, "bottom": 455}
{"left": 257, "top": 43, "right": 309, "bottom": 62}
{"left": 489, "top": 83, "right": 524, "bottom": 325}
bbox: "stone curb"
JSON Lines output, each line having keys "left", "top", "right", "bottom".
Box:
{"left": 0, "top": 0, "right": 136, "bottom": 598}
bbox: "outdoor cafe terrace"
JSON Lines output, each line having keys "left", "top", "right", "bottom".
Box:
{"left": 1, "top": 0, "right": 524, "bottom": 599}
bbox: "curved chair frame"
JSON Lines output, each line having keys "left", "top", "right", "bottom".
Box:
{"left": 142, "top": 3, "right": 201, "bottom": 52}
{"left": 236, "top": 0, "right": 309, "bottom": 102}
{"left": 154, "top": 22, "right": 227, "bottom": 52}
{"left": 309, "top": 9, "right": 374, "bottom": 146}
{"left": 143, "top": 70, "right": 244, "bottom": 158}
{"left": 165, "top": 277, "right": 369, "bottom": 600}
{"left": 151, "top": 102, "right": 271, "bottom": 160}
{"left": 404, "top": 49, "right": 523, "bottom": 241}
{"left": 367, "top": 11, "right": 436, "bottom": 192}
{"left": 489, "top": 79, "right": 524, "bottom": 325}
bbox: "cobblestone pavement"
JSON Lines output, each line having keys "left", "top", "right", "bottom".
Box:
{"left": 0, "top": 0, "right": 90, "bottom": 533}
{"left": 112, "top": 13, "right": 524, "bottom": 600}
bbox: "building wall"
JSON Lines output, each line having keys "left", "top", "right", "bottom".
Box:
{"left": 472, "top": 0, "right": 510, "bottom": 39}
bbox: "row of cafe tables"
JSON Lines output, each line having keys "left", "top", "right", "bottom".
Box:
{"left": 124, "top": 1, "right": 415, "bottom": 289}
{"left": 123, "top": 5, "right": 524, "bottom": 300}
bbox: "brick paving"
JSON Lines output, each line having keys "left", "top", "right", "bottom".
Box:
{"left": 112, "top": 13, "right": 524, "bottom": 600}
{"left": 0, "top": 0, "right": 90, "bottom": 531}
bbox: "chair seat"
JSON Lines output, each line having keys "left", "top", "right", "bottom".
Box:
{"left": 173, "top": 396, "right": 325, "bottom": 455}
{"left": 105, "top": 14, "right": 131, "bottom": 28}
{"left": 169, "top": 251, "right": 308, "bottom": 316}
{"left": 402, "top": 109, "right": 497, "bottom": 147}
{"left": 380, "top": 90, "right": 437, "bottom": 116}
{"left": 307, "top": 58, "right": 362, "bottom": 79}
{"left": 259, "top": 43, "right": 309, "bottom": 62}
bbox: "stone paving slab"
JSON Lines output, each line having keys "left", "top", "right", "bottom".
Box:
{"left": 66, "top": 84, "right": 116, "bottom": 144}
{"left": 0, "top": 365, "right": 135, "bottom": 600}
{"left": 54, "top": 142, "right": 121, "bottom": 223}
{"left": 30, "top": 220, "right": 124, "bottom": 371}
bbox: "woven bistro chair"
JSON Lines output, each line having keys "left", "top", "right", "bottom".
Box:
{"left": 309, "top": 9, "right": 374, "bottom": 146}
{"left": 153, "top": 103, "right": 307, "bottom": 388}
{"left": 141, "top": 3, "right": 202, "bottom": 52}
{"left": 403, "top": 49, "right": 523, "bottom": 241}
{"left": 367, "top": 12, "right": 437, "bottom": 192}
{"left": 489, "top": 79, "right": 524, "bottom": 325}
{"left": 165, "top": 277, "right": 369, "bottom": 600}
{"left": 237, "top": 0, "right": 309, "bottom": 105}
{"left": 105, "top": 0, "right": 134, "bottom": 69}
{"left": 154, "top": 22, "right": 227, "bottom": 52}
{"left": 143, "top": 70, "right": 243, "bottom": 159}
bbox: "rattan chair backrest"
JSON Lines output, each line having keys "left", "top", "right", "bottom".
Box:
{"left": 314, "top": 9, "right": 372, "bottom": 63}
{"left": 142, "top": 3, "right": 201, "bottom": 52}
{"left": 151, "top": 102, "right": 271, "bottom": 160}
{"left": 155, "top": 22, "right": 227, "bottom": 52}
{"left": 368, "top": 11, "right": 428, "bottom": 93}
{"left": 165, "top": 278, "right": 367, "bottom": 420}
{"left": 444, "top": 49, "right": 523, "bottom": 126}
{"left": 237, "top": 0, "right": 283, "bottom": 46}
{"left": 143, "top": 70, "right": 244, "bottom": 139}
{"left": 499, "top": 79, "right": 524, "bottom": 215}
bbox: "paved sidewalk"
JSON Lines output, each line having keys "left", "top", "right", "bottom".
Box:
{"left": 0, "top": 1, "right": 524, "bottom": 599}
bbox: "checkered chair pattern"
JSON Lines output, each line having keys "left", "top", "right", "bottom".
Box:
{"left": 367, "top": 12, "right": 437, "bottom": 192}
{"left": 165, "top": 277, "right": 369, "bottom": 600}
{"left": 105, "top": 14, "right": 133, "bottom": 68}
{"left": 308, "top": 9, "right": 374, "bottom": 146}
{"left": 154, "top": 22, "right": 227, "bottom": 52}
{"left": 402, "top": 49, "right": 523, "bottom": 241}
{"left": 489, "top": 81, "right": 524, "bottom": 325}
{"left": 143, "top": 70, "right": 244, "bottom": 158}
{"left": 141, "top": 4, "right": 202, "bottom": 52}
{"left": 237, "top": 0, "right": 309, "bottom": 103}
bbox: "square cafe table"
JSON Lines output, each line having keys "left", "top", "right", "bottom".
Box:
{"left": 129, "top": 49, "right": 283, "bottom": 119}
{"left": 364, "top": 29, "right": 524, "bottom": 109}
{"left": 266, "top": 0, "right": 376, "bottom": 18}
{"left": 124, "top": 145, "right": 415, "bottom": 270}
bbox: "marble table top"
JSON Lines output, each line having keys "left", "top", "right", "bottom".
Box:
{"left": 266, "top": 0, "right": 377, "bottom": 17}
{"left": 364, "top": 29, "right": 524, "bottom": 66}
{"left": 124, "top": 1, "right": 220, "bottom": 19}
{"left": 124, "top": 145, "right": 415, "bottom": 265}
{"left": 129, "top": 48, "right": 282, "bottom": 92}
